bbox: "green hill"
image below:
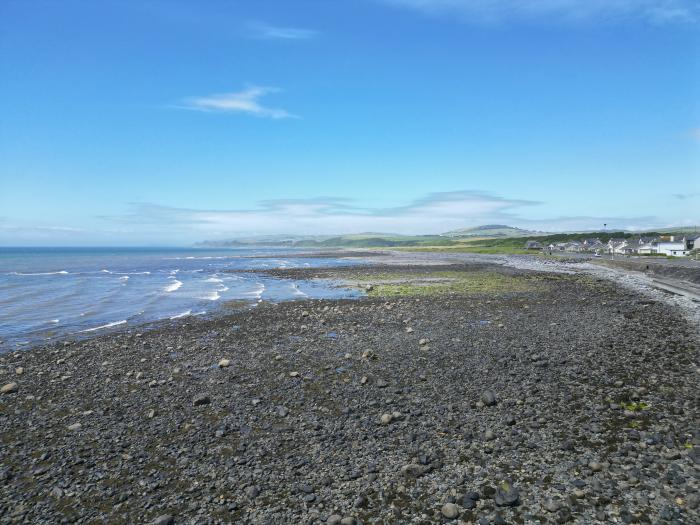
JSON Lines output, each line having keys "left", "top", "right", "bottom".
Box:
{"left": 441, "top": 225, "right": 544, "bottom": 238}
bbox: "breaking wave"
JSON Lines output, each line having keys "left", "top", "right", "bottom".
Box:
{"left": 11, "top": 270, "right": 69, "bottom": 276}
{"left": 164, "top": 279, "right": 183, "bottom": 292}
{"left": 80, "top": 320, "right": 127, "bottom": 333}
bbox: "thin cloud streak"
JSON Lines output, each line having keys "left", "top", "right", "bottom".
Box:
{"left": 381, "top": 0, "right": 699, "bottom": 24}
{"left": 672, "top": 193, "right": 699, "bottom": 200}
{"left": 179, "top": 86, "right": 297, "bottom": 119}
{"left": 247, "top": 22, "right": 317, "bottom": 40}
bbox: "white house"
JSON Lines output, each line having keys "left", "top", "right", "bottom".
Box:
{"left": 657, "top": 240, "right": 688, "bottom": 256}
{"left": 638, "top": 243, "right": 657, "bottom": 255}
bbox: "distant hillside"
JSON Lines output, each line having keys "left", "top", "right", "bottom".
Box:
{"left": 197, "top": 225, "right": 699, "bottom": 249}
{"left": 441, "top": 225, "right": 544, "bottom": 238}
{"left": 652, "top": 226, "right": 700, "bottom": 234}
{"left": 196, "top": 233, "right": 452, "bottom": 248}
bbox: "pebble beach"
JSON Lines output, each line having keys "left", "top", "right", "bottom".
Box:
{"left": 1, "top": 254, "right": 698, "bottom": 524}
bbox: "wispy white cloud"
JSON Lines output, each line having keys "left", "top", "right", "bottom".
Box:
{"left": 381, "top": 0, "right": 699, "bottom": 24}
{"left": 246, "top": 21, "right": 317, "bottom": 40}
{"left": 0, "top": 224, "right": 87, "bottom": 234}
{"left": 179, "top": 86, "right": 297, "bottom": 119}
{"left": 3, "top": 191, "right": 695, "bottom": 245}
{"left": 95, "top": 191, "right": 689, "bottom": 240}
{"left": 100, "top": 192, "right": 536, "bottom": 238}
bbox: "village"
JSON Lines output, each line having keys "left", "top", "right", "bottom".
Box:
{"left": 525, "top": 233, "right": 700, "bottom": 257}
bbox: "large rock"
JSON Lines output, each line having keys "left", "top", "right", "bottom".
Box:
{"left": 480, "top": 390, "right": 497, "bottom": 406}
{"left": 401, "top": 463, "right": 431, "bottom": 478}
{"left": 441, "top": 503, "right": 459, "bottom": 518}
{"left": 1, "top": 383, "right": 18, "bottom": 394}
{"left": 192, "top": 394, "right": 211, "bottom": 406}
{"left": 494, "top": 481, "right": 520, "bottom": 507}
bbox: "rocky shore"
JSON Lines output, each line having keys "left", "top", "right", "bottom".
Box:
{"left": 1, "top": 257, "right": 698, "bottom": 524}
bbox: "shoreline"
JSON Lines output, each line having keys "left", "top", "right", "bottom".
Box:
{"left": 0, "top": 249, "right": 376, "bottom": 353}
{"left": 4, "top": 250, "right": 697, "bottom": 354}
{"left": 1, "top": 253, "right": 698, "bottom": 524}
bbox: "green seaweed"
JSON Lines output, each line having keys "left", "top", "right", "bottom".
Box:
{"left": 355, "top": 270, "right": 540, "bottom": 297}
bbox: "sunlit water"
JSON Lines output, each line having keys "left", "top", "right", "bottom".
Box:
{"left": 0, "top": 247, "right": 362, "bottom": 350}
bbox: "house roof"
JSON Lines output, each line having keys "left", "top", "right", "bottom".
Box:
{"left": 657, "top": 240, "right": 685, "bottom": 246}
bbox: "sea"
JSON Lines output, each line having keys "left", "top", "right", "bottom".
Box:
{"left": 0, "top": 247, "right": 363, "bottom": 350}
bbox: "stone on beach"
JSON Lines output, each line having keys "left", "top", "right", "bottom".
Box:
{"left": 480, "top": 389, "right": 497, "bottom": 406}
{"left": 150, "top": 515, "right": 175, "bottom": 525}
{"left": 441, "top": 503, "right": 460, "bottom": 518}
{"left": 192, "top": 394, "right": 211, "bottom": 406}
{"left": 1, "top": 382, "right": 18, "bottom": 394}
{"left": 494, "top": 481, "right": 520, "bottom": 507}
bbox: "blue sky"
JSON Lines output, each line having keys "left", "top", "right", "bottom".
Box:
{"left": 0, "top": 0, "right": 698, "bottom": 245}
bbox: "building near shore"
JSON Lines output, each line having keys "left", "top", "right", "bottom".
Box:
{"left": 638, "top": 243, "right": 658, "bottom": 255}
{"left": 657, "top": 239, "right": 689, "bottom": 256}
{"left": 686, "top": 234, "right": 700, "bottom": 251}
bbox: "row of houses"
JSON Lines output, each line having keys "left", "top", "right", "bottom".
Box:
{"left": 525, "top": 234, "right": 700, "bottom": 257}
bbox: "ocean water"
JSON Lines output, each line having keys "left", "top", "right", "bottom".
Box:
{"left": 0, "top": 247, "right": 363, "bottom": 350}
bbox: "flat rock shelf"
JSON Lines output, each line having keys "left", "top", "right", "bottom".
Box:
{"left": 0, "top": 261, "right": 698, "bottom": 525}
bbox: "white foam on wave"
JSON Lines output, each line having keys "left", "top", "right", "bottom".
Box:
{"left": 80, "top": 320, "right": 127, "bottom": 332}
{"left": 47, "top": 319, "right": 60, "bottom": 324}
{"left": 170, "top": 269, "right": 180, "bottom": 275}
{"left": 119, "top": 276, "right": 129, "bottom": 282}
{"left": 164, "top": 279, "right": 183, "bottom": 292}
{"left": 243, "top": 282, "right": 265, "bottom": 299}
{"left": 203, "top": 291, "right": 221, "bottom": 301}
{"left": 205, "top": 277, "right": 224, "bottom": 283}
{"left": 12, "top": 270, "right": 69, "bottom": 276}
{"left": 170, "top": 310, "right": 191, "bottom": 319}
{"left": 101, "top": 270, "right": 151, "bottom": 275}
